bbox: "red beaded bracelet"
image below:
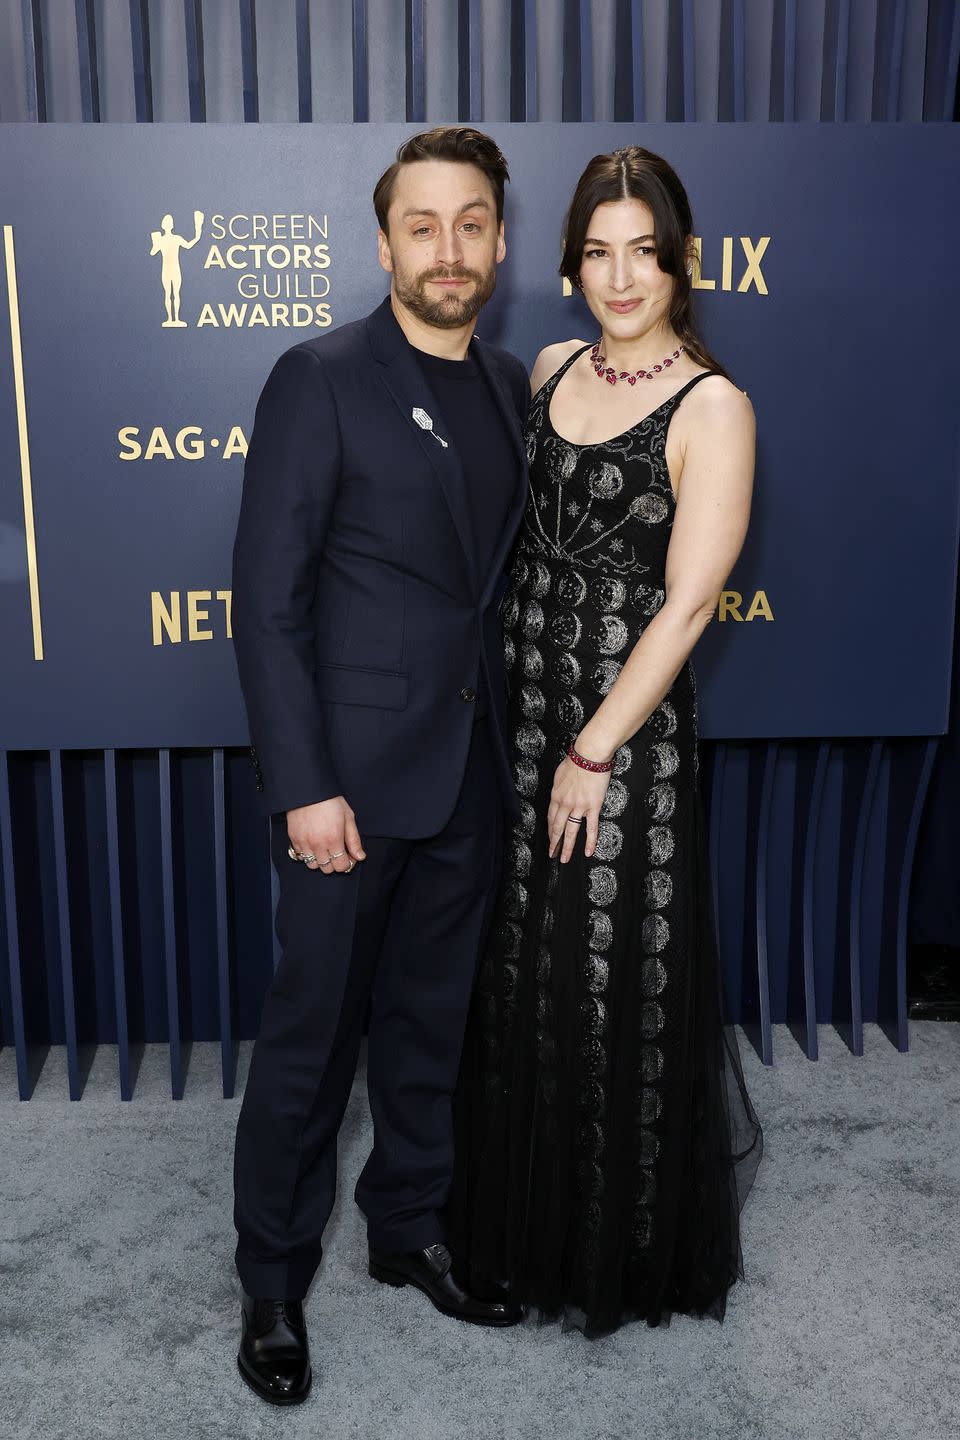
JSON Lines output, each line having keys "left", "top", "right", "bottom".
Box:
{"left": 566, "top": 740, "right": 615, "bottom": 774}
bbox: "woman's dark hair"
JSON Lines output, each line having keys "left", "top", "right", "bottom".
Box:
{"left": 559, "top": 146, "right": 729, "bottom": 381}
{"left": 373, "top": 126, "right": 510, "bottom": 233}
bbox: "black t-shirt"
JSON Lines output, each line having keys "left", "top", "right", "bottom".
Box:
{"left": 413, "top": 346, "right": 517, "bottom": 586}
{"left": 413, "top": 345, "right": 518, "bottom": 702}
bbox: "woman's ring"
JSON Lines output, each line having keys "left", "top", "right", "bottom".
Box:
{"left": 566, "top": 814, "right": 586, "bottom": 825}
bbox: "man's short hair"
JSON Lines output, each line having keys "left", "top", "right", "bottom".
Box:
{"left": 373, "top": 126, "right": 510, "bottom": 232}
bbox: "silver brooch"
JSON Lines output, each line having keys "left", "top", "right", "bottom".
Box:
{"left": 412, "top": 407, "right": 448, "bottom": 448}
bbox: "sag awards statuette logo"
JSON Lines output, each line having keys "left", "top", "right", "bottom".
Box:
{"left": 149, "top": 210, "right": 332, "bottom": 329}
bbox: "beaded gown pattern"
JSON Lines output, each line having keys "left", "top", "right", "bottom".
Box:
{"left": 451, "top": 346, "right": 763, "bottom": 1337}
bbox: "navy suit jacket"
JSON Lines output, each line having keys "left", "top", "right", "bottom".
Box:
{"left": 232, "top": 296, "right": 530, "bottom": 836}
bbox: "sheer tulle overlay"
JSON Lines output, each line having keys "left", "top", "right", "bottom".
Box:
{"left": 450, "top": 353, "right": 763, "bottom": 1338}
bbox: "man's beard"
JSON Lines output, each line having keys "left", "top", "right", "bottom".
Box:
{"left": 394, "top": 263, "right": 497, "bottom": 329}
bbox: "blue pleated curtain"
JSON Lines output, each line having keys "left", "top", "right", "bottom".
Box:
{"left": 0, "top": 0, "right": 957, "bottom": 1102}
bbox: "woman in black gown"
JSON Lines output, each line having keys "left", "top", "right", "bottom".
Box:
{"left": 451, "top": 147, "right": 763, "bottom": 1337}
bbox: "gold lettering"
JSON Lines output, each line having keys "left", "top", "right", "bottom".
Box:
{"left": 144, "top": 427, "right": 175, "bottom": 460}
{"left": 118, "top": 427, "right": 142, "bottom": 460}
{"left": 152, "top": 592, "right": 181, "bottom": 645}
{"left": 216, "top": 589, "right": 233, "bottom": 638}
{"left": 176, "top": 426, "right": 204, "bottom": 459}
{"left": 745, "top": 589, "right": 774, "bottom": 621}
{"left": 691, "top": 237, "right": 715, "bottom": 291}
{"left": 739, "top": 236, "right": 769, "bottom": 294}
{"left": 222, "top": 426, "right": 247, "bottom": 458}
{"left": 719, "top": 591, "right": 743, "bottom": 621}
{"left": 722, "top": 236, "right": 733, "bottom": 291}
{"left": 187, "top": 590, "right": 213, "bottom": 641}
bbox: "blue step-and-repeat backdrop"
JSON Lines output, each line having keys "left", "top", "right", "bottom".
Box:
{"left": 1, "top": 123, "right": 958, "bottom": 747}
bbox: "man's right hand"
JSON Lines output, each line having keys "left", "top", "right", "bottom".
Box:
{"left": 286, "top": 796, "right": 366, "bottom": 874}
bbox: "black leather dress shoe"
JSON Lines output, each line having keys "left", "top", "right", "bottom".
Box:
{"left": 368, "top": 1242, "right": 522, "bottom": 1327}
{"left": 237, "top": 1292, "right": 312, "bottom": 1405}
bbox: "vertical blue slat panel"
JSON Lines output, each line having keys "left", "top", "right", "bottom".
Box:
{"left": 407, "top": 0, "right": 425, "bottom": 122}
{"left": 213, "top": 749, "right": 235, "bottom": 1098}
{"left": 754, "top": 743, "right": 776, "bottom": 1065}
{"left": 103, "top": 750, "right": 132, "bottom": 1099}
{"left": 896, "top": 738, "right": 939, "bottom": 1051}
{"left": 630, "top": 0, "right": 646, "bottom": 119}
{"left": 184, "top": 0, "right": 207, "bottom": 121}
{"left": 128, "top": 0, "right": 152, "bottom": 121}
{"left": 946, "top": 0, "right": 960, "bottom": 120}
{"left": 848, "top": 740, "right": 884, "bottom": 1056}
{"left": 579, "top": 0, "right": 593, "bottom": 119}
{"left": 158, "top": 750, "right": 184, "bottom": 1097}
{"left": 643, "top": 0, "right": 670, "bottom": 120}
{"left": 50, "top": 750, "right": 81, "bottom": 1098}
{"left": 847, "top": 0, "right": 879, "bottom": 120}
{"left": 801, "top": 742, "right": 830, "bottom": 1060}
{"left": 782, "top": 0, "right": 797, "bottom": 119}
{"left": 468, "top": 0, "right": 482, "bottom": 118}
{"left": 794, "top": 0, "right": 826, "bottom": 121}
{"left": 886, "top": 0, "right": 907, "bottom": 117}
{"left": 732, "top": 0, "right": 746, "bottom": 119}
{"left": 834, "top": 0, "right": 850, "bottom": 120}
{"left": 860, "top": 749, "right": 890, "bottom": 1023}
{"left": 692, "top": 0, "right": 722, "bottom": 120}
{"left": 524, "top": 0, "right": 537, "bottom": 119}
{"left": 295, "top": 0, "right": 311, "bottom": 120}
{"left": 681, "top": 0, "right": 696, "bottom": 118}
{"left": 239, "top": 0, "right": 259, "bottom": 120}
{"left": 898, "top": 0, "right": 928, "bottom": 120}
{"left": 0, "top": 751, "right": 31, "bottom": 1097}
{"left": 352, "top": 0, "right": 368, "bottom": 120}
{"left": 74, "top": 0, "right": 100, "bottom": 121}
{"left": 744, "top": 0, "right": 774, "bottom": 119}
{"left": 21, "top": 0, "right": 46, "bottom": 122}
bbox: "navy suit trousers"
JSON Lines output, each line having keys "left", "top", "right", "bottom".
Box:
{"left": 233, "top": 716, "right": 503, "bottom": 1300}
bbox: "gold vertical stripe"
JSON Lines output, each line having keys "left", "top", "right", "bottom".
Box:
{"left": 3, "top": 224, "right": 43, "bottom": 660}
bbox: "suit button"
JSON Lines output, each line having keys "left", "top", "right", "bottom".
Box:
{"left": 460, "top": 687, "right": 477, "bottom": 702}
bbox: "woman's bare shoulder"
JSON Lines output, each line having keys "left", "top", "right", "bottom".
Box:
{"left": 530, "top": 338, "right": 591, "bottom": 396}
{"left": 684, "top": 370, "right": 756, "bottom": 432}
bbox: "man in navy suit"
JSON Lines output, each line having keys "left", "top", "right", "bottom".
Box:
{"left": 231, "top": 127, "right": 530, "bottom": 1405}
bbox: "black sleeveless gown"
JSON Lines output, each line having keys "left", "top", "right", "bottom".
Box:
{"left": 450, "top": 346, "right": 763, "bottom": 1337}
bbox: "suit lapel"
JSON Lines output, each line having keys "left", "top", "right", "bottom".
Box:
{"left": 368, "top": 298, "right": 478, "bottom": 596}
{"left": 471, "top": 337, "right": 530, "bottom": 608}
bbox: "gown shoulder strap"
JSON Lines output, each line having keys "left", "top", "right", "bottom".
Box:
{"left": 667, "top": 369, "right": 723, "bottom": 408}
{"left": 536, "top": 341, "right": 593, "bottom": 398}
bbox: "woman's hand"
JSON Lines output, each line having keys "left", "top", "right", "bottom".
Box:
{"left": 547, "top": 757, "right": 612, "bottom": 863}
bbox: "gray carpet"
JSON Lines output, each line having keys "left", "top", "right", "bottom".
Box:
{"left": 1, "top": 1025, "right": 959, "bottom": 1440}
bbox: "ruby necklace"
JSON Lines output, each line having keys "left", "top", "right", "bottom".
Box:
{"left": 590, "top": 338, "right": 684, "bottom": 386}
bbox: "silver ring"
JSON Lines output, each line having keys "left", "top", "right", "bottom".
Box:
{"left": 288, "top": 845, "right": 319, "bottom": 864}
{"left": 565, "top": 815, "right": 586, "bottom": 825}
